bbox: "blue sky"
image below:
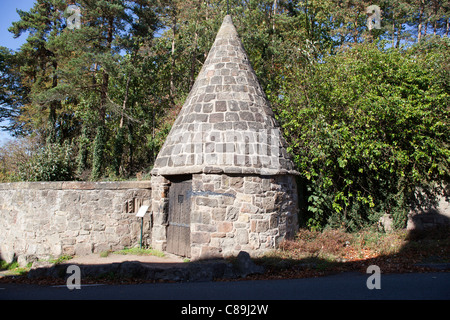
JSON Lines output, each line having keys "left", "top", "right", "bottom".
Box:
{"left": 0, "top": 0, "right": 36, "bottom": 146}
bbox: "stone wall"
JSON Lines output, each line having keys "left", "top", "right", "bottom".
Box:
{"left": 190, "top": 173, "right": 298, "bottom": 259}
{"left": 150, "top": 173, "right": 299, "bottom": 260}
{"left": 406, "top": 193, "right": 450, "bottom": 231}
{"left": 0, "top": 181, "right": 152, "bottom": 265}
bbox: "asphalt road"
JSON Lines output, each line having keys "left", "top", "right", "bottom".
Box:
{"left": 1, "top": 272, "right": 449, "bottom": 301}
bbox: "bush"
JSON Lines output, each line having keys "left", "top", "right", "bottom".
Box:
{"left": 18, "top": 141, "right": 75, "bottom": 181}
{"left": 279, "top": 39, "right": 450, "bottom": 230}
{"left": 0, "top": 136, "right": 39, "bottom": 182}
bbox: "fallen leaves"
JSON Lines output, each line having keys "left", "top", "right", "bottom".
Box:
{"left": 342, "top": 247, "right": 380, "bottom": 261}
{"left": 250, "top": 227, "right": 450, "bottom": 280}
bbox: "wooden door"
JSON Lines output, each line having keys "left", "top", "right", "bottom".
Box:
{"left": 166, "top": 177, "right": 192, "bottom": 257}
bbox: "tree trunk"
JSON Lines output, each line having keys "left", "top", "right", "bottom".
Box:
{"left": 304, "top": 0, "right": 309, "bottom": 38}
{"left": 447, "top": 17, "right": 449, "bottom": 36}
{"left": 92, "top": 17, "right": 114, "bottom": 180}
{"left": 418, "top": 2, "right": 424, "bottom": 42}
{"left": 392, "top": 20, "right": 396, "bottom": 47}
{"left": 76, "top": 125, "right": 89, "bottom": 176}
{"left": 353, "top": 18, "right": 359, "bottom": 43}
{"left": 396, "top": 23, "right": 402, "bottom": 48}
{"left": 189, "top": 1, "right": 202, "bottom": 92}
{"left": 271, "top": 0, "right": 278, "bottom": 70}
{"left": 189, "top": 29, "right": 198, "bottom": 92}
{"left": 273, "top": 0, "right": 278, "bottom": 32}
{"left": 47, "top": 60, "right": 59, "bottom": 145}
{"left": 170, "top": 12, "right": 177, "bottom": 101}
{"left": 432, "top": 1, "right": 438, "bottom": 36}
{"left": 99, "top": 19, "right": 113, "bottom": 123}
{"left": 114, "top": 73, "right": 131, "bottom": 176}
{"left": 120, "top": 74, "right": 131, "bottom": 129}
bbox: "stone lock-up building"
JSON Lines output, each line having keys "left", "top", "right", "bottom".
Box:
{"left": 150, "top": 15, "right": 299, "bottom": 260}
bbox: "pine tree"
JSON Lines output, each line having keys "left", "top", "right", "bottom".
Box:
{"left": 8, "top": 0, "right": 66, "bottom": 142}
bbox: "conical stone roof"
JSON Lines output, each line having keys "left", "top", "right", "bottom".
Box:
{"left": 152, "top": 15, "right": 297, "bottom": 176}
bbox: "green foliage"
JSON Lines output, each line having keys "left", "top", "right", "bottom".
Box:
{"left": 48, "top": 254, "right": 73, "bottom": 264}
{"left": 279, "top": 38, "right": 450, "bottom": 231}
{"left": 18, "top": 141, "right": 75, "bottom": 181}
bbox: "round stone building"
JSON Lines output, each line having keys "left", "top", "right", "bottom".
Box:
{"left": 150, "top": 15, "right": 299, "bottom": 259}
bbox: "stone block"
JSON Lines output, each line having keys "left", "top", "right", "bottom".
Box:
{"left": 234, "top": 222, "right": 248, "bottom": 229}
{"left": 212, "top": 208, "right": 226, "bottom": 221}
{"left": 238, "top": 214, "right": 250, "bottom": 223}
{"left": 211, "top": 232, "right": 226, "bottom": 238}
{"left": 75, "top": 243, "right": 93, "bottom": 256}
{"left": 243, "top": 181, "right": 261, "bottom": 194}
{"left": 67, "top": 221, "right": 81, "bottom": 231}
{"left": 94, "top": 243, "right": 111, "bottom": 253}
{"left": 250, "top": 220, "right": 256, "bottom": 232}
{"left": 190, "top": 247, "right": 201, "bottom": 259}
{"left": 230, "top": 177, "right": 244, "bottom": 189}
{"left": 195, "top": 223, "right": 217, "bottom": 233}
{"left": 191, "top": 232, "right": 211, "bottom": 245}
{"left": 62, "top": 245, "right": 75, "bottom": 256}
{"left": 215, "top": 101, "right": 227, "bottom": 112}
{"left": 225, "top": 112, "right": 239, "bottom": 121}
{"left": 210, "top": 113, "right": 224, "bottom": 123}
{"left": 236, "top": 229, "right": 249, "bottom": 245}
{"left": 152, "top": 225, "right": 167, "bottom": 241}
{"left": 196, "top": 197, "right": 219, "bottom": 207}
{"left": 217, "top": 221, "right": 233, "bottom": 233}
{"left": 241, "top": 203, "right": 259, "bottom": 214}
{"left": 248, "top": 233, "right": 260, "bottom": 248}
{"left": 226, "top": 206, "right": 240, "bottom": 221}
{"left": 256, "top": 220, "right": 269, "bottom": 233}
{"left": 203, "top": 103, "right": 213, "bottom": 113}
{"left": 120, "top": 235, "right": 132, "bottom": 247}
{"left": 222, "top": 196, "right": 235, "bottom": 206}
{"left": 200, "top": 246, "right": 223, "bottom": 259}
{"left": 211, "top": 76, "right": 222, "bottom": 85}
{"left": 269, "top": 214, "right": 279, "bottom": 228}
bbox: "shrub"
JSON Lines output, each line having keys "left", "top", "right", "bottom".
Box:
{"left": 18, "top": 141, "right": 75, "bottom": 181}
{"left": 279, "top": 39, "right": 450, "bottom": 230}
{"left": 0, "top": 136, "right": 39, "bottom": 182}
